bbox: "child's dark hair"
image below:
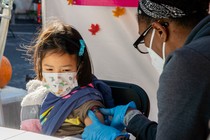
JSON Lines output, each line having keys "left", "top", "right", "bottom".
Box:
{"left": 27, "top": 20, "right": 92, "bottom": 86}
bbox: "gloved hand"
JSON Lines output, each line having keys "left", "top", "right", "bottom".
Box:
{"left": 100, "top": 101, "right": 136, "bottom": 131}
{"left": 82, "top": 110, "right": 129, "bottom": 140}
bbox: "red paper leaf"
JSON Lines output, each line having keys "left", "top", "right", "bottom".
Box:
{"left": 88, "top": 24, "right": 100, "bottom": 35}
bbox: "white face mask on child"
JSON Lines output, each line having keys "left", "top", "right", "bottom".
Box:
{"left": 147, "top": 29, "right": 166, "bottom": 74}
{"left": 42, "top": 72, "right": 78, "bottom": 97}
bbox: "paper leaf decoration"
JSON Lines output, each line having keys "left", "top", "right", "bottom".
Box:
{"left": 72, "top": 1, "right": 137, "bottom": 7}
{"left": 88, "top": 24, "right": 100, "bottom": 35}
{"left": 67, "top": 0, "right": 74, "bottom": 5}
{"left": 112, "top": 7, "right": 126, "bottom": 17}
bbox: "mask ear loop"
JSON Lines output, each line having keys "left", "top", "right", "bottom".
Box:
{"left": 162, "top": 42, "right": 166, "bottom": 61}
{"left": 149, "top": 29, "right": 156, "bottom": 49}
{"left": 150, "top": 28, "right": 166, "bottom": 61}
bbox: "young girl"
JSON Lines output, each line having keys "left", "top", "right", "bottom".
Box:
{"left": 20, "top": 20, "right": 115, "bottom": 137}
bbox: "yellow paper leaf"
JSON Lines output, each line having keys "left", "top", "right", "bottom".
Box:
{"left": 112, "top": 7, "right": 126, "bottom": 17}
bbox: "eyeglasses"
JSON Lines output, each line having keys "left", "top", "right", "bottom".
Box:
{"left": 133, "top": 22, "right": 169, "bottom": 54}
{"left": 133, "top": 25, "right": 152, "bottom": 54}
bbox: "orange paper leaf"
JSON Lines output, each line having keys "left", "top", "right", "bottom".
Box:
{"left": 112, "top": 7, "right": 126, "bottom": 17}
{"left": 67, "top": 0, "right": 74, "bottom": 5}
{"left": 88, "top": 24, "right": 100, "bottom": 35}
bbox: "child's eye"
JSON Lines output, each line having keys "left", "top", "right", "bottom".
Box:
{"left": 46, "top": 68, "right": 53, "bottom": 71}
{"left": 62, "top": 69, "right": 71, "bottom": 72}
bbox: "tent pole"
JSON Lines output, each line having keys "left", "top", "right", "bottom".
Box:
{"left": 0, "top": 0, "right": 14, "bottom": 127}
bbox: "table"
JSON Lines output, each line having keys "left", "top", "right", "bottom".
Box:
{"left": 0, "top": 127, "right": 81, "bottom": 140}
{"left": 0, "top": 86, "right": 27, "bottom": 128}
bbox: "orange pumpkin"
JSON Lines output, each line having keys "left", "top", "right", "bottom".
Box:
{"left": 0, "top": 56, "right": 12, "bottom": 88}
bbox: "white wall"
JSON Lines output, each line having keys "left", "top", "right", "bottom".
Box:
{"left": 42, "top": 0, "right": 159, "bottom": 121}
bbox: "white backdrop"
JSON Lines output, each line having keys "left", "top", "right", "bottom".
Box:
{"left": 42, "top": 0, "right": 159, "bottom": 121}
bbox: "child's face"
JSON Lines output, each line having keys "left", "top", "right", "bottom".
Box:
{"left": 42, "top": 51, "right": 78, "bottom": 73}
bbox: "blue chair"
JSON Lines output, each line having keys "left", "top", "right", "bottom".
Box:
{"left": 102, "top": 80, "right": 150, "bottom": 117}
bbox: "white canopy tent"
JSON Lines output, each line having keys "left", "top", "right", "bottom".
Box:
{"left": 42, "top": 0, "right": 160, "bottom": 121}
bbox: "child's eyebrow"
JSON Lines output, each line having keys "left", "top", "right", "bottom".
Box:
{"left": 43, "top": 64, "right": 53, "bottom": 67}
{"left": 43, "top": 64, "right": 72, "bottom": 67}
{"left": 61, "top": 65, "right": 72, "bottom": 67}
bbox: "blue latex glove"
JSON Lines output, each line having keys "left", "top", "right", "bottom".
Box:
{"left": 82, "top": 110, "right": 129, "bottom": 140}
{"left": 100, "top": 101, "right": 136, "bottom": 131}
